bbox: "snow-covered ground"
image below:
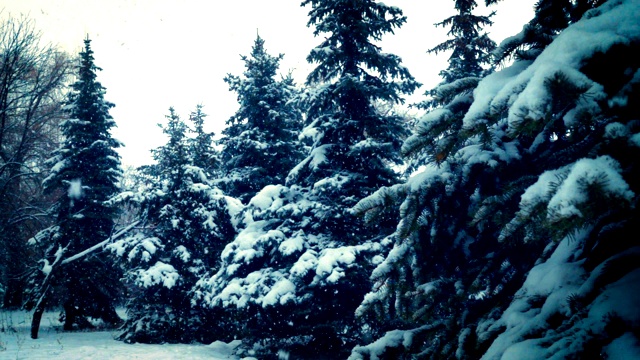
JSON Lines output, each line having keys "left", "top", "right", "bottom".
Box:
{"left": 0, "top": 310, "right": 242, "bottom": 360}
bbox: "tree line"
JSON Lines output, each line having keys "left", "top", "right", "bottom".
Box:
{"left": 1, "top": 0, "right": 638, "bottom": 359}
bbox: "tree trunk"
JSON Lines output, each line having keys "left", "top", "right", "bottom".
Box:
{"left": 29, "top": 221, "right": 138, "bottom": 338}
{"left": 30, "top": 284, "right": 50, "bottom": 339}
{"left": 101, "top": 304, "right": 124, "bottom": 327}
{"left": 63, "top": 301, "right": 77, "bottom": 331}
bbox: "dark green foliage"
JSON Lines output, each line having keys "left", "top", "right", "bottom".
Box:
{"left": 218, "top": 35, "right": 304, "bottom": 203}
{"left": 189, "top": 104, "right": 219, "bottom": 178}
{"left": 26, "top": 37, "right": 123, "bottom": 329}
{"left": 493, "top": 0, "right": 607, "bottom": 64}
{"left": 111, "top": 107, "right": 238, "bottom": 344}
{"left": 351, "top": 1, "right": 639, "bottom": 358}
{"left": 423, "top": 0, "right": 495, "bottom": 108}
{"left": 293, "top": 0, "right": 419, "bottom": 236}
{"left": 196, "top": 1, "right": 418, "bottom": 357}
{"left": 408, "top": 0, "right": 496, "bottom": 171}
{"left": 289, "top": 0, "right": 418, "bottom": 350}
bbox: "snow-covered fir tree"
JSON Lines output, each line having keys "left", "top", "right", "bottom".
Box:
{"left": 195, "top": 1, "right": 418, "bottom": 357}
{"left": 407, "top": 0, "right": 495, "bottom": 171}
{"left": 351, "top": 0, "right": 640, "bottom": 358}
{"left": 189, "top": 104, "right": 219, "bottom": 178}
{"left": 352, "top": 0, "right": 498, "bottom": 351}
{"left": 424, "top": 0, "right": 495, "bottom": 106}
{"left": 25, "top": 37, "right": 123, "bottom": 333}
{"left": 217, "top": 34, "right": 304, "bottom": 203}
{"left": 108, "top": 107, "right": 241, "bottom": 343}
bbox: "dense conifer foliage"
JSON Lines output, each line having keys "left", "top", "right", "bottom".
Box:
{"left": 24, "top": 38, "right": 124, "bottom": 334}
{"left": 493, "top": 0, "right": 607, "bottom": 64}
{"left": 4, "top": 1, "right": 640, "bottom": 358}
{"left": 195, "top": 0, "right": 418, "bottom": 357}
{"left": 351, "top": 0, "right": 640, "bottom": 358}
{"left": 218, "top": 35, "right": 304, "bottom": 203}
{"left": 108, "top": 108, "right": 241, "bottom": 343}
{"left": 189, "top": 104, "right": 219, "bottom": 178}
{"left": 408, "top": 0, "right": 496, "bottom": 171}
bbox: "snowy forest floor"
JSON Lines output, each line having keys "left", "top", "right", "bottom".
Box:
{"left": 0, "top": 309, "right": 241, "bottom": 359}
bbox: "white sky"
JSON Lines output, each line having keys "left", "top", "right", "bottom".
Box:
{"left": 1, "top": 0, "right": 535, "bottom": 166}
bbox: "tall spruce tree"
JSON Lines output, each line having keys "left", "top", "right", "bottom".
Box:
{"left": 189, "top": 104, "right": 219, "bottom": 178}
{"left": 292, "top": 0, "right": 418, "bottom": 194}
{"left": 195, "top": 1, "right": 417, "bottom": 357}
{"left": 352, "top": 0, "right": 498, "bottom": 351}
{"left": 422, "top": 0, "right": 494, "bottom": 108}
{"left": 407, "top": 0, "right": 495, "bottom": 170}
{"left": 218, "top": 34, "right": 303, "bottom": 203}
{"left": 26, "top": 37, "right": 123, "bottom": 332}
{"left": 109, "top": 108, "right": 240, "bottom": 344}
{"left": 351, "top": 0, "right": 640, "bottom": 358}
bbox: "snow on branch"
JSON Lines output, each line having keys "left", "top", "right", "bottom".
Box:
{"left": 61, "top": 220, "right": 141, "bottom": 265}
{"left": 465, "top": 0, "right": 640, "bottom": 133}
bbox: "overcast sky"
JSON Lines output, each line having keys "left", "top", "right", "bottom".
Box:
{"left": 1, "top": 0, "right": 535, "bottom": 166}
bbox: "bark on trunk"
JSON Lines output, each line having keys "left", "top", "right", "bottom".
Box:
{"left": 30, "top": 284, "right": 50, "bottom": 339}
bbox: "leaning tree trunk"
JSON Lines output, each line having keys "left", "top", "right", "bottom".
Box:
{"left": 30, "top": 241, "right": 66, "bottom": 339}
{"left": 30, "top": 221, "right": 139, "bottom": 339}
{"left": 31, "top": 282, "right": 52, "bottom": 339}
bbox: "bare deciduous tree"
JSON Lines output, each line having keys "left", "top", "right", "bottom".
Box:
{"left": 0, "top": 12, "right": 71, "bottom": 308}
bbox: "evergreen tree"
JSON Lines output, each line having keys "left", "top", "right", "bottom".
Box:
{"left": 293, "top": 0, "right": 418, "bottom": 195}
{"left": 351, "top": 0, "right": 640, "bottom": 358}
{"left": 218, "top": 34, "right": 304, "bottom": 203}
{"left": 196, "top": 1, "right": 417, "bottom": 357}
{"left": 493, "top": 0, "right": 606, "bottom": 64}
{"left": 25, "top": 37, "right": 123, "bottom": 331}
{"left": 407, "top": 0, "right": 495, "bottom": 170}
{"left": 422, "top": 0, "right": 494, "bottom": 108}
{"left": 109, "top": 108, "right": 240, "bottom": 343}
{"left": 189, "top": 104, "right": 219, "bottom": 178}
